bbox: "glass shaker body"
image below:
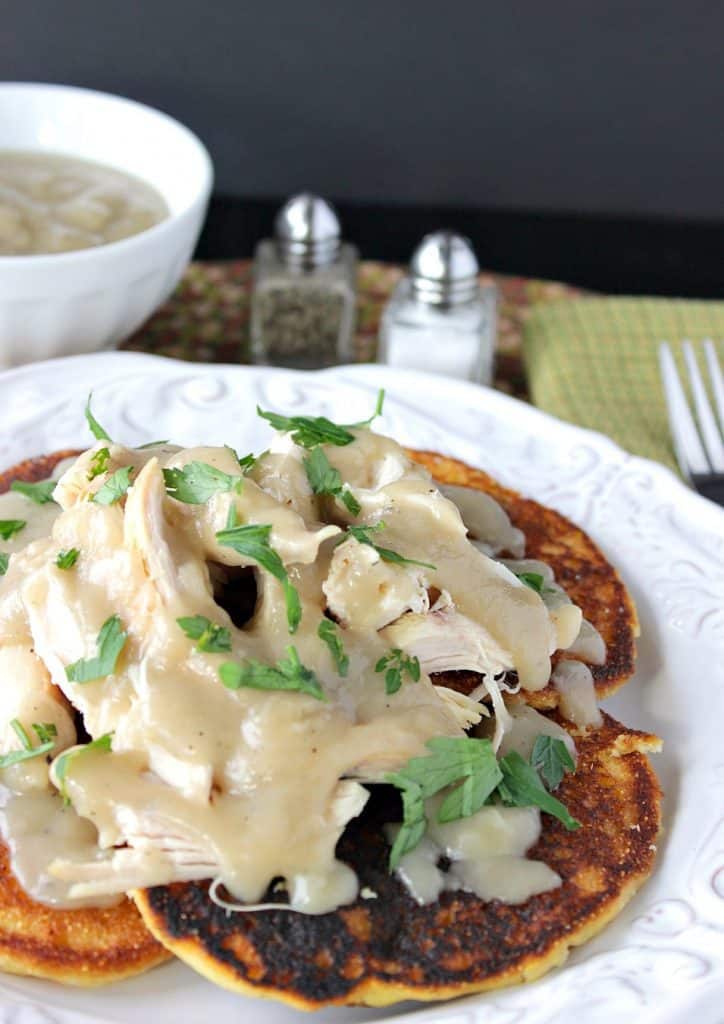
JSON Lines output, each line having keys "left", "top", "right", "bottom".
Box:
{"left": 250, "top": 240, "right": 358, "bottom": 369}
{"left": 378, "top": 278, "right": 497, "bottom": 385}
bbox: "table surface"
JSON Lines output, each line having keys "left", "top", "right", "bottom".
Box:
{"left": 120, "top": 259, "right": 583, "bottom": 400}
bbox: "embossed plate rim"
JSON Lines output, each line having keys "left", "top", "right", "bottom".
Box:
{"left": 0, "top": 351, "right": 721, "bottom": 1024}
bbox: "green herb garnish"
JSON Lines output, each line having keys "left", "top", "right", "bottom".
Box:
{"left": 496, "top": 750, "right": 580, "bottom": 830}
{"left": 386, "top": 737, "right": 503, "bottom": 868}
{"left": 93, "top": 466, "right": 134, "bottom": 505}
{"left": 531, "top": 735, "right": 576, "bottom": 790}
{"left": 65, "top": 615, "right": 128, "bottom": 683}
{"left": 137, "top": 440, "right": 170, "bottom": 450}
{"left": 32, "top": 722, "right": 57, "bottom": 744}
{"left": 55, "top": 733, "right": 113, "bottom": 804}
{"left": 304, "top": 447, "right": 361, "bottom": 516}
{"left": 257, "top": 390, "right": 385, "bottom": 449}
{"left": 0, "top": 717, "right": 55, "bottom": 770}
{"left": 85, "top": 393, "right": 112, "bottom": 442}
{"left": 10, "top": 479, "right": 56, "bottom": 505}
{"left": 219, "top": 646, "right": 325, "bottom": 701}
{"left": 515, "top": 572, "right": 556, "bottom": 596}
{"left": 0, "top": 554, "right": 9, "bottom": 576}
{"left": 216, "top": 522, "right": 301, "bottom": 633}
{"left": 0, "top": 520, "right": 25, "bottom": 541}
{"left": 87, "top": 447, "right": 111, "bottom": 481}
{"left": 56, "top": 548, "right": 80, "bottom": 571}
{"left": 163, "top": 462, "right": 242, "bottom": 505}
{"left": 375, "top": 648, "right": 421, "bottom": 695}
{"left": 345, "top": 522, "right": 436, "bottom": 571}
{"left": 318, "top": 619, "right": 349, "bottom": 676}
{"left": 225, "top": 446, "right": 257, "bottom": 475}
{"left": 177, "top": 615, "right": 232, "bottom": 653}
{"left": 386, "top": 732, "right": 579, "bottom": 870}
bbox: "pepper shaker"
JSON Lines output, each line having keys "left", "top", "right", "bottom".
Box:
{"left": 250, "top": 194, "right": 357, "bottom": 369}
{"left": 378, "top": 231, "right": 497, "bottom": 384}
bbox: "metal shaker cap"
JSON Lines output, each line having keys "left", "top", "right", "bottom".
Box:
{"left": 275, "top": 193, "right": 341, "bottom": 268}
{"left": 410, "top": 231, "right": 480, "bottom": 305}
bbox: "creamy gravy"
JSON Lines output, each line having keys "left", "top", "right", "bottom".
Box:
{"left": 0, "top": 151, "right": 168, "bottom": 256}
{"left": 0, "top": 428, "right": 589, "bottom": 912}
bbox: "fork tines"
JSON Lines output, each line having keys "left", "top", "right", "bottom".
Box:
{"left": 659, "top": 340, "right": 724, "bottom": 504}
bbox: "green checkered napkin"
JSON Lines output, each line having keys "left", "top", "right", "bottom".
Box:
{"left": 523, "top": 297, "right": 724, "bottom": 475}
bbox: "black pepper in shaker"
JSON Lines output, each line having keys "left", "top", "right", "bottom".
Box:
{"left": 250, "top": 194, "right": 357, "bottom": 369}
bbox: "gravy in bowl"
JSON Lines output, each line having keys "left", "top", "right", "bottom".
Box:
{"left": 0, "top": 150, "right": 168, "bottom": 256}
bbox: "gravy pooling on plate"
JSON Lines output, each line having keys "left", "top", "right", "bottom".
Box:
{"left": 0, "top": 150, "right": 168, "bottom": 255}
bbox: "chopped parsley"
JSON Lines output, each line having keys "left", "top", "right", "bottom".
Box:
{"left": 163, "top": 462, "right": 243, "bottom": 504}
{"left": 375, "top": 648, "right": 421, "bottom": 695}
{"left": 318, "top": 619, "right": 349, "bottom": 676}
{"left": 0, "top": 554, "right": 8, "bottom": 576}
{"left": 304, "top": 447, "right": 361, "bottom": 516}
{"left": 87, "top": 447, "right": 111, "bottom": 481}
{"left": 10, "top": 479, "right": 56, "bottom": 505}
{"left": 177, "top": 615, "right": 232, "bottom": 653}
{"left": 257, "top": 389, "right": 385, "bottom": 449}
{"left": 93, "top": 466, "right": 134, "bottom": 505}
{"left": 65, "top": 615, "right": 128, "bottom": 683}
{"left": 0, "top": 520, "right": 26, "bottom": 541}
{"left": 85, "top": 393, "right": 112, "bottom": 442}
{"left": 216, "top": 522, "right": 301, "bottom": 633}
{"left": 515, "top": 571, "right": 555, "bottom": 596}
{"left": 55, "top": 733, "right": 113, "bottom": 804}
{"left": 531, "top": 735, "right": 576, "bottom": 790}
{"left": 56, "top": 548, "right": 80, "bottom": 571}
{"left": 345, "top": 522, "right": 436, "bottom": 571}
{"left": 137, "top": 440, "right": 170, "bottom": 450}
{"left": 386, "top": 733, "right": 579, "bottom": 870}
{"left": 219, "top": 646, "right": 325, "bottom": 701}
{"left": 32, "top": 722, "right": 57, "bottom": 744}
{"left": 0, "top": 717, "right": 55, "bottom": 770}
{"left": 225, "top": 446, "right": 258, "bottom": 475}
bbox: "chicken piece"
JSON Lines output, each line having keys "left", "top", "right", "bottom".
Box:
{"left": 323, "top": 537, "right": 430, "bottom": 631}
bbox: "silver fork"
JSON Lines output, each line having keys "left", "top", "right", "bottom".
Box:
{"left": 659, "top": 339, "right": 724, "bottom": 506}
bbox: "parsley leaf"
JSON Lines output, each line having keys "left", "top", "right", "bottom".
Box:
{"left": 87, "top": 447, "right": 111, "bottom": 481}
{"left": 85, "top": 394, "right": 112, "bottom": 442}
{"left": 225, "top": 446, "right": 258, "bottom": 475}
{"left": 375, "top": 648, "right": 421, "bottom": 695}
{"left": 54, "top": 733, "right": 113, "bottom": 804}
{"left": 177, "top": 615, "right": 232, "bottom": 653}
{"left": 318, "top": 619, "right": 349, "bottom": 676}
{"left": 496, "top": 750, "right": 580, "bottom": 830}
{"left": 216, "top": 522, "right": 301, "bottom": 633}
{"left": 303, "top": 448, "right": 361, "bottom": 517}
{"left": 0, "top": 717, "right": 55, "bottom": 770}
{"left": 56, "top": 548, "right": 80, "bottom": 571}
{"left": 93, "top": 466, "right": 134, "bottom": 505}
{"left": 0, "top": 554, "right": 8, "bottom": 576}
{"left": 65, "top": 615, "right": 128, "bottom": 683}
{"left": 346, "top": 522, "right": 436, "bottom": 571}
{"left": 163, "top": 462, "right": 242, "bottom": 504}
{"left": 10, "top": 479, "right": 56, "bottom": 505}
{"left": 386, "top": 737, "right": 502, "bottom": 868}
{"left": 137, "top": 440, "right": 170, "bottom": 450}
{"left": 219, "top": 646, "right": 325, "bottom": 701}
{"left": 11, "top": 718, "right": 32, "bottom": 750}
{"left": 32, "top": 722, "right": 57, "bottom": 744}
{"left": 530, "top": 735, "right": 576, "bottom": 791}
{"left": 0, "top": 520, "right": 26, "bottom": 541}
{"left": 257, "top": 389, "right": 385, "bottom": 449}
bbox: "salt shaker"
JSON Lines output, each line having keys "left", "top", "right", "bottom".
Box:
{"left": 378, "top": 231, "right": 496, "bottom": 384}
{"left": 250, "top": 194, "right": 357, "bottom": 369}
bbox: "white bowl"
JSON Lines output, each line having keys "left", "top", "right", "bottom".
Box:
{"left": 0, "top": 82, "right": 213, "bottom": 367}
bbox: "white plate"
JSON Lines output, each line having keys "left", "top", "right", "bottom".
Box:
{"left": 0, "top": 352, "right": 722, "bottom": 1024}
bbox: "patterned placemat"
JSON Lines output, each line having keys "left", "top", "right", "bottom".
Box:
{"left": 120, "top": 260, "right": 584, "bottom": 399}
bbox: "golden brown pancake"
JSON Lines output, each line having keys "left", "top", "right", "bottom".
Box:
{"left": 405, "top": 449, "right": 639, "bottom": 708}
{"left": 0, "top": 451, "right": 172, "bottom": 985}
{"left": 134, "top": 713, "right": 661, "bottom": 1010}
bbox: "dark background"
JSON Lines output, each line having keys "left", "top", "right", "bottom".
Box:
{"left": 4, "top": 0, "right": 723, "bottom": 295}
